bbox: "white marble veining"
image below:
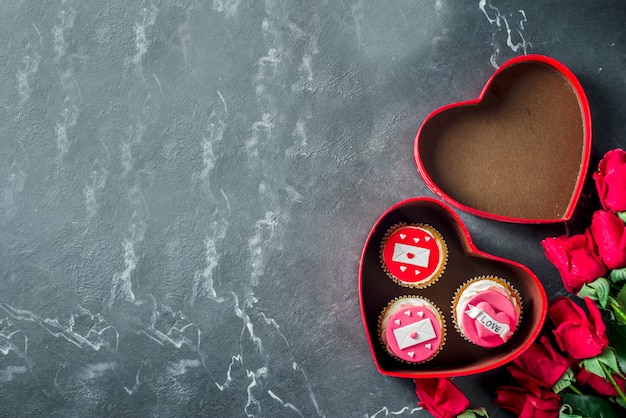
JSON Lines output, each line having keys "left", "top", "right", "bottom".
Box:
{"left": 1, "top": 1, "right": 625, "bottom": 417}
{"left": 479, "top": 0, "right": 530, "bottom": 68}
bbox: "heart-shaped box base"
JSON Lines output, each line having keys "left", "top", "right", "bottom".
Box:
{"left": 359, "top": 198, "right": 547, "bottom": 378}
{"left": 415, "top": 55, "right": 591, "bottom": 223}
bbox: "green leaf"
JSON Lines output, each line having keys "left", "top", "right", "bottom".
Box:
{"left": 581, "top": 357, "right": 605, "bottom": 378}
{"left": 559, "top": 404, "right": 586, "bottom": 418}
{"left": 606, "top": 320, "right": 626, "bottom": 374}
{"left": 471, "top": 407, "right": 489, "bottom": 417}
{"left": 582, "top": 348, "right": 623, "bottom": 378}
{"left": 561, "top": 393, "right": 620, "bottom": 418}
{"left": 553, "top": 368, "right": 576, "bottom": 394}
{"left": 458, "top": 408, "right": 489, "bottom": 418}
{"left": 615, "top": 395, "right": 626, "bottom": 410}
{"left": 608, "top": 297, "right": 626, "bottom": 324}
{"left": 577, "top": 277, "right": 611, "bottom": 308}
{"left": 617, "top": 284, "right": 626, "bottom": 310}
{"left": 610, "top": 267, "right": 626, "bottom": 284}
{"left": 598, "top": 348, "right": 623, "bottom": 376}
{"left": 617, "top": 211, "right": 626, "bottom": 224}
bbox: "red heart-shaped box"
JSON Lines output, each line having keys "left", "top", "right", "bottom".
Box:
{"left": 359, "top": 197, "right": 547, "bottom": 378}
{"left": 415, "top": 54, "right": 591, "bottom": 223}
{"left": 360, "top": 55, "right": 588, "bottom": 378}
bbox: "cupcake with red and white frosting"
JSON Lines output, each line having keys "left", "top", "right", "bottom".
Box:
{"left": 380, "top": 223, "right": 447, "bottom": 288}
{"left": 379, "top": 297, "right": 445, "bottom": 363}
{"left": 453, "top": 276, "right": 521, "bottom": 348}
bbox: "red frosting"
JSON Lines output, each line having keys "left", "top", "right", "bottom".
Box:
{"left": 382, "top": 225, "right": 444, "bottom": 285}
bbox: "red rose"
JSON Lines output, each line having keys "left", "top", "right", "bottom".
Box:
{"left": 576, "top": 367, "right": 626, "bottom": 397}
{"left": 594, "top": 148, "right": 626, "bottom": 212}
{"left": 495, "top": 386, "right": 561, "bottom": 418}
{"left": 542, "top": 231, "right": 607, "bottom": 293}
{"left": 589, "top": 210, "right": 626, "bottom": 270}
{"left": 507, "top": 335, "right": 569, "bottom": 391}
{"left": 548, "top": 297, "right": 608, "bottom": 359}
{"left": 413, "top": 378, "right": 470, "bottom": 418}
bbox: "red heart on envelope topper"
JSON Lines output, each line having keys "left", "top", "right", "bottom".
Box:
{"left": 359, "top": 198, "right": 547, "bottom": 378}
{"left": 415, "top": 54, "right": 591, "bottom": 223}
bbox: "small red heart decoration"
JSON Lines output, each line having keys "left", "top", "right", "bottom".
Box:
{"left": 359, "top": 198, "right": 547, "bottom": 378}
{"left": 415, "top": 55, "right": 591, "bottom": 223}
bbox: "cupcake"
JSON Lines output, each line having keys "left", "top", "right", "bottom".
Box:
{"left": 380, "top": 223, "right": 447, "bottom": 288}
{"left": 453, "top": 276, "right": 521, "bottom": 348}
{"left": 379, "top": 297, "right": 445, "bottom": 363}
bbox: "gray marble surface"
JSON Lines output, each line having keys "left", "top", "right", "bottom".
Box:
{"left": 1, "top": 1, "right": 626, "bottom": 417}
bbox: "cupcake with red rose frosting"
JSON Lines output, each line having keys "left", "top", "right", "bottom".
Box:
{"left": 380, "top": 223, "right": 447, "bottom": 288}
{"left": 453, "top": 276, "right": 522, "bottom": 348}
{"left": 379, "top": 296, "right": 445, "bottom": 363}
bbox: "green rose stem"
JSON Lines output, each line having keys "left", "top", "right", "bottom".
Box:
{"left": 554, "top": 369, "right": 583, "bottom": 396}
{"left": 599, "top": 361, "right": 626, "bottom": 404}
{"left": 567, "top": 385, "right": 583, "bottom": 395}
{"left": 608, "top": 297, "right": 626, "bottom": 324}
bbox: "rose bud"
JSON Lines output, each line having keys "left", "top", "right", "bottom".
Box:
{"left": 506, "top": 335, "right": 569, "bottom": 391}
{"left": 495, "top": 386, "right": 561, "bottom": 418}
{"left": 589, "top": 210, "right": 626, "bottom": 270}
{"left": 594, "top": 148, "right": 626, "bottom": 212}
{"left": 548, "top": 297, "right": 608, "bottom": 360}
{"left": 542, "top": 232, "right": 606, "bottom": 294}
{"left": 413, "top": 378, "right": 470, "bottom": 418}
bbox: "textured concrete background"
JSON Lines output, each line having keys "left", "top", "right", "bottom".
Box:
{"left": 1, "top": 1, "right": 625, "bottom": 417}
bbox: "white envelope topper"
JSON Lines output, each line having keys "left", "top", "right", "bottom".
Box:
{"left": 392, "top": 318, "right": 436, "bottom": 349}
{"left": 391, "top": 243, "right": 430, "bottom": 268}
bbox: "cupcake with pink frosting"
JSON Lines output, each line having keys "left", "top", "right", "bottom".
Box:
{"left": 379, "top": 296, "right": 445, "bottom": 363}
{"left": 453, "top": 276, "right": 521, "bottom": 348}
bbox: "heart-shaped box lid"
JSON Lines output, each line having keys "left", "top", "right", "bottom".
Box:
{"left": 414, "top": 54, "right": 591, "bottom": 223}
{"left": 359, "top": 197, "right": 548, "bottom": 378}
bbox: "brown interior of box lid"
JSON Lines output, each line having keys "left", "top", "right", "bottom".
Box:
{"left": 418, "top": 61, "right": 586, "bottom": 220}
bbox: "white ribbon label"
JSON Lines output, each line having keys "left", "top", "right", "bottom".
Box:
{"left": 465, "top": 304, "right": 512, "bottom": 341}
